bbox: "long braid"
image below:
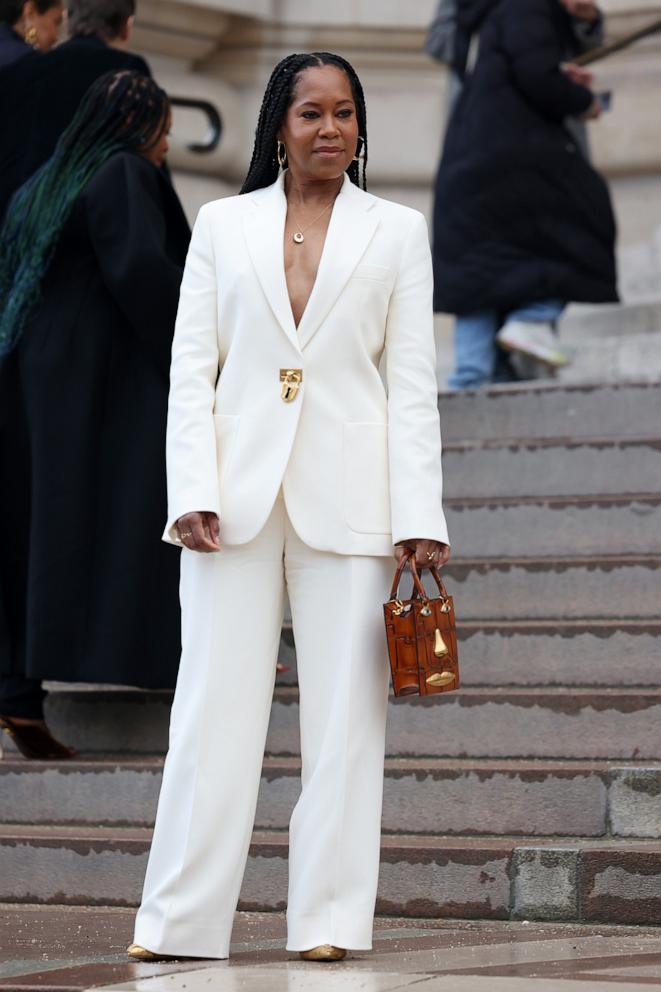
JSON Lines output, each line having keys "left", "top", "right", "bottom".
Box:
{"left": 0, "top": 70, "right": 169, "bottom": 355}
{"left": 240, "top": 52, "right": 368, "bottom": 195}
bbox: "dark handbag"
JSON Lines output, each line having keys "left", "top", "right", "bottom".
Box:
{"left": 384, "top": 549, "right": 459, "bottom": 697}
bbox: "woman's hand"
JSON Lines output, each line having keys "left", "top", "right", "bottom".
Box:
{"left": 176, "top": 511, "right": 221, "bottom": 553}
{"left": 394, "top": 539, "right": 451, "bottom": 570}
{"left": 561, "top": 64, "right": 601, "bottom": 120}
{"left": 558, "top": 0, "right": 599, "bottom": 21}
{"left": 561, "top": 62, "right": 594, "bottom": 88}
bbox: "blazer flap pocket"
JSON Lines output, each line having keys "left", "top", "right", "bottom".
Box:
{"left": 343, "top": 421, "right": 391, "bottom": 535}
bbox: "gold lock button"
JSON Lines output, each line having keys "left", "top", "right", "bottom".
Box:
{"left": 280, "top": 368, "right": 303, "bottom": 403}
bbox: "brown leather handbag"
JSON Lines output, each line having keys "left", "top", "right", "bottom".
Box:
{"left": 384, "top": 550, "right": 459, "bottom": 697}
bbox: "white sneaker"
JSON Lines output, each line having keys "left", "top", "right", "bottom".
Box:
{"left": 496, "top": 320, "right": 570, "bottom": 369}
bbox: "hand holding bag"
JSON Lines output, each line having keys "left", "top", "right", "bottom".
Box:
{"left": 384, "top": 550, "right": 459, "bottom": 697}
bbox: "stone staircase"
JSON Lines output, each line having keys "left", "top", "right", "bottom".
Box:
{"left": 1, "top": 379, "right": 661, "bottom": 925}
{"left": 557, "top": 298, "right": 661, "bottom": 384}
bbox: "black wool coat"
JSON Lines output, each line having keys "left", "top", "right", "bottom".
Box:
{"left": 0, "top": 35, "right": 151, "bottom": 220}
{"left": 0, "top": 23, "right": 31, "bottom": 68}
{"left": 4, "top": 152, "right": 191, "bottom": 688}
{"left": 432, "top": 0, "right": 618, "bottom": 315}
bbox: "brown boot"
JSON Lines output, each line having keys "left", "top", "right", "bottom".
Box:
{"left": 0, "top": 716, "right": 76, "bottom": 760}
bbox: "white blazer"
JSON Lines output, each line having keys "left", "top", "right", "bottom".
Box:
{"left": 164, "top": 171, "right": 449, "bottom": 557}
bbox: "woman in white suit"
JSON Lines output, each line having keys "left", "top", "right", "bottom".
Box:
{"left": 130, "top": 51, "right": 451, "bottom": 964}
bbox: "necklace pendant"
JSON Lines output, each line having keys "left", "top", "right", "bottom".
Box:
{"left": 293, "top": 232, "right": 304, "bottom": 244}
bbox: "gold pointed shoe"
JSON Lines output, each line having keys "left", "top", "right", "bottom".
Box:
{"left": 299, "top": 944, "right": 346, "bottom": 962}
{"left": 127, "top": 943, "right": 180, "bottom": 962}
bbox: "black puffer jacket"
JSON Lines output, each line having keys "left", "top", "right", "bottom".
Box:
{"left": 432, "top": 0, "right": 618, "bottom": 315}
{"left": 454, "top": 0, "right": 500, "bottom": 74}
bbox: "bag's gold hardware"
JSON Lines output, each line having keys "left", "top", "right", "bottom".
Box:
{"left": 434, "top": 628, "right": 449, "bottom": 658}
{"left": 280, "top": 368, "right": 303, "bottom": 402}
{"left": 441, "top": 601, "right": 451, "bottom": 614}
{"left": 426, "top": 670, "right": 455, "bottom": 687}
{"left": 420, "top": 602, "right": 432, "bottom": 617}
{"left": 391, "top": 599, "right": 405, "bottom": 616}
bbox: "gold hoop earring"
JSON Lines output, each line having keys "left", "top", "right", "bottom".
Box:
{"left": 25, "top": 24, "right": 38, "bottom": 47}
{"left": 277, "top": 141, "right": 287, "bottom": 170}
{"left": 353, "top": 136, "right": 366, "bottom": 161}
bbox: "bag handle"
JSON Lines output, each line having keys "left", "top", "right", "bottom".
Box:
{"left": 389, "top": 549, "right": 450, "bottom": 604}
{"left": 427, "top": 564, "right": 450, "bottom": 602}
{"left": 389, "top": 550, "right": 431, "bottom": 603}
{"left": 389, "top": 548, "right": 420, "bottom": 601}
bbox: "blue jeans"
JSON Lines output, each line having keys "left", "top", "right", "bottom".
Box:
{"left": 448, "top": 300, "right": 565, "bottom": 391}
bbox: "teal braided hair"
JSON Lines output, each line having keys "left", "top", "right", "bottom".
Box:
{"left": 0, "top": 70, "right": 170, "bottom": 355}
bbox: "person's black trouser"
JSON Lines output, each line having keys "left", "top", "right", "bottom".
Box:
{"left": 0, "top": 674, "right": 46, "bottom": 719}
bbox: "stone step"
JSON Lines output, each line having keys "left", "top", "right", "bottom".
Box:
{"left": 557, "top": 298, "right": 661, "bottom": 383}
{"left": 3, "top": 756, "right": 661, "bottom": 840}
{"left": 267, "top": 687, "right": 661, "bottom": 761}
{"left": 2, "top": 823, "right": 661, "bottom": 924}
{"left": 442, "top": 435, "right": 661, "bottom": 499}
{"left": 559, "top": 301, "right": 661, "bottom": 341}
{"left": 278, "top": 619, "right": 661, "bottom": 689}
{"left": 441, "top": 555, "right": 661, "bottom": 620}
{"left": 444, "top": 494, "right": 661, "bottom": 557}
{"left": 558, "top": 331, "right": 661, "bottom": 385}
{"left": 438, "top": 380, "right": 661, "bottom": 443}
{"left": 19, "top": 685, "right": 661, "bottom": 760}
{"left": 556, "top": 304, "right": 661, "bottom": 386}
{"left": 278, "top": 619, "right": 661, "bottom": 688}
{"left": 453, "top": 620, "right": 661, "bottom": 688}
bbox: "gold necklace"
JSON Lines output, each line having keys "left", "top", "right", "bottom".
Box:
{"left": 287, "top": 180, "right": 342, "bottom": 244}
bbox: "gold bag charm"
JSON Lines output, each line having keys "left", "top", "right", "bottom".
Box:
{"left": 280, "top": 368, "right": 303, "bottom": 403}
{"left": 434, "top": 628, "right": 449, "bottom": 659}
{"left": 426, "top": 628, "right": 454, "bottom": 686}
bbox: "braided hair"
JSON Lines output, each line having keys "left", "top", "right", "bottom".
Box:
{"left": 0, "top": 70, "right": 169, "bottom": 355}
{"left": 240, "top": 52, "right": 368, "bottom": 195}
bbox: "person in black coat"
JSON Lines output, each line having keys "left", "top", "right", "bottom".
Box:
{"left": 0, "top": 0, "right": 156, "bottom": 752}
{"left": 0, "top": 0, "right": 64, "bottom": 742}
{"left": 426, "top": 0, "right": 603, "bottom": 124}
{"left": 0, "top": 0, "right": 150, "bottom": 220}
{"left": 432, "top": 0, "right": 618, "bottom": 390}
{"left": 0, "top": 71, "right": 191, "bottom": 759}
{"left": 0, "top": 0, "right": 63, "bottom": 67}
{"left": 426, "top": 0, "right": 605, "bottom": 386}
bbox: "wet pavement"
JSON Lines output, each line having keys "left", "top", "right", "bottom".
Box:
{"left": 2, "top": 906, "right": 661, "bottom": 991}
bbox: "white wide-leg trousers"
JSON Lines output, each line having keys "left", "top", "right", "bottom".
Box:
{"left": 133, "top": 488, "right": 393, "bottom": 958}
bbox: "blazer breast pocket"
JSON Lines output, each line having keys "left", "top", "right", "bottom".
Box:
{"left": 343, "top": 422, "right": 391, "bottom": 535}
{"left": 213, "top": 414, "right": 239, "bottom": 487}
{"left": 351, "top": 263, "right": 393, "bottom": 283}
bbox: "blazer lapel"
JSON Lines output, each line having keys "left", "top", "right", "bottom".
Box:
{"left": 296, "top": 176, "right": 380, "bottom": 350}
{"left": 243, "top": 174, "right": 300, "bottom": 353}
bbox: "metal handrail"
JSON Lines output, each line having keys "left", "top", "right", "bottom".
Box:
{"left": 170, "top": 97, "right": 222, "bottom": 153}
{"left": 574, "top": 15, "right": 661, "bottom": 66}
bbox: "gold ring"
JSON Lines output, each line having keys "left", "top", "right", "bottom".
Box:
{"left": 179, "top": 531, "right": 193, "bottom": 539}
